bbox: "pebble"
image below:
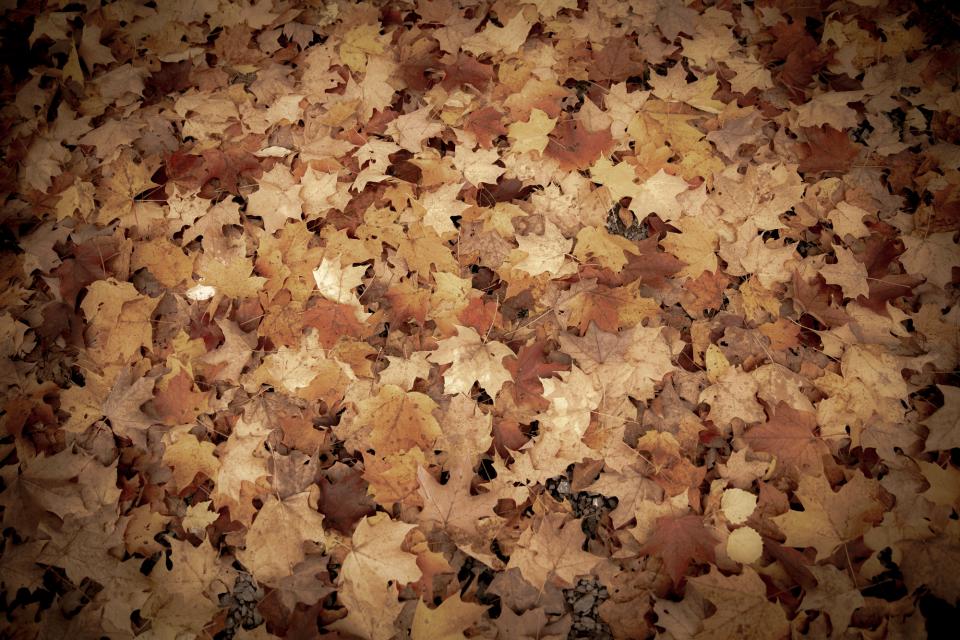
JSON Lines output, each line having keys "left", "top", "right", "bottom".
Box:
{"left": 564, "top": 577, "right": 613, "bottom": 639}
{"left": 219, "top": 573, "right": 265, "bottom": 638}
{"left": 573, "top": 595, "right": 595, "bottom": 613}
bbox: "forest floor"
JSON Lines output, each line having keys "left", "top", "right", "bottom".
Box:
{"left": 1, "top": 0, "right": 959, "bottom": 639}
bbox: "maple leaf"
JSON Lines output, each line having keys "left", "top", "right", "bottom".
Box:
{"left": 412, "top": 593, "right": 486, "bottom": 640}
{"left": 511, "top": 221, "right": 574, "bottom": 276}
{"left": 897, "top": 522, "right": 960, "bottom": 605}
{"left": 246, "top": 163, "right": 304, "bottom": 234}
{"left": 924, "top": 385, "right": 960, "bottom": 451}
{"left": 797, "top": 126, "right": 860, "bottom": 174}
{"left": 631, "top": 170, "right": 689, "bottom": 222}
{"left": 801, "top": 565, "right": 865, "bottom": 638}
{"left": 821, "top": 244, "right": 869, "bottom": 299}
{"left": 772, "top": 472, "right": 885, "bottom": 561}
{"left": 507, "top": 513, "right": 602, "bottom": 589}
{"left": 427, "top": 325, "right": 516, "bottom": 398}
{"left": 688, "top": 568, "right": 790, "bottom": 640}
{"left": 559, "top": 323, "right": 675, "bottom": 402}
{"left": 152, "top": 370, "right": 209, "bottom": 426}
{"left": 237, "top": 491, "right": 325, "bottom": 585}
{"left": 453, "top": 145, "right": 506, "bottom": 186}
{"left": 545, "top": 119, "right": 614, "bottom": 171}
{"left": 573, "top": 226, "right": 641, "bottom": 272}
{"left": 417, "top": 462, "right": 499, "bottom": 536}
{"left": 313, "top": 254, "right": 367, "bottom": 307}
{"left": 378, "top": 351, "right": 433, "bottom": 390}
{"left": 317, "top": 462, "right": 376, "bottom": 534}
{"left": 900, "top": 231, "right": 958, "bottom": 289}
{"left": 507, "top": 108, "right": 557, "bottom": 155}
{"left": 301, "top": 298, "right": 369, "bottom": 348}
{"left": 637, "top": 514, "right": 718, "bottom": 584}
{"left": 341, "top": 513, "right": 421, "bottom": 589}
{"left": 461, "top": 10, "right": 534, "bottom": 56}
{"left": 387, "top": 106, "right": 445, "bottom": 152}
{"left": 345, "top": 384, "right": 442, "bottom": 456}
{"left": 464, "top": 106, "right": 508, "bottom": 149}
{"left": 504, "top": 340, "right": 568, "bottom": 409}
{"left": 212, "top": 406, "right": 271, "bottom": 524}
{"left": 102, "top": 367, "right": 156, "bottom": 447}
{"left": 744, "top": 402, "right": 830, "bottom": 477}
{"left": 589, "top": 36, "right": 645, "bottom": 83}
{"left": 440, "top": 52, "right": 494, "bottom": 91}
{"left": 0, "top": 446, "right": 121, "bottom": 534}
{"left": 162, "top": 429, "right": 220, "bottom": 492}
{"left": 198, "top": 318, "right": 256, "bottom": 381}
{"left": 141, "top": 539, "right": 235, "bottom": 638}
{"left": 713, "top": 163, "right": 804, "bottom": 230}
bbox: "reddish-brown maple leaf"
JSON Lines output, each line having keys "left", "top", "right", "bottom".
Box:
{"left": 620, "top": 238, "right": 684, "bottom": 288}
{"left": 457, "top": 297, "right": 501, "bottom": 335}
{"left": 441, "top": 53, "right": 493, "bottom": 91}
{"left": 930, "top": 184, "right": 960, "bottom": 232}
{"left": 275, "top": 408, "right": 330, "bottom": 455}
{"left": 744, "top": 402, "right": 830, "bottom": 477}
{"left": 766, "top": 21, "right": 828, "bottom": 98}
{"left": 680, "top": 270, "right": 730, "bottom": 317}
{"left": 589, "top": 37, "right": 645, "bottom": 83}
{"left": 463, "top": 106, "right": 507, "bottom": 149}
{"left": 853, "top": 231, "right": 923, "bottom": 314}
{"left": 54, "top": 236, "right": 128, "bottom": 304}
{"left": 797, "top": 126, "right": 860, "bottom": 174}
{"left": 166, "top": 140, "right": 263, "bottom": 198}
{"left": 504, "top": 340, "right": 568, "bottom": 409}
{"left": 302, "top": 299, "right": 369, "bottom": 348}
{"left": 317, "top": 463, "right": 377, "bottom": 534}
{"left": 637, "top": 514, "right": 717, "bottom": 584}
{"left": 385, "top": 279, "right": 431, "bottom": 326}
{"left": 144, "top": 60, "right": 194, "bottom": 101}
{"left": 399, "top": 47, "right": 442, "bottom": 91}
{"left": 545, "top": 119, "right": 613, "bottom": 171}
{"left": 791, "top": 270, "right": 850, "bottom": 328}
{"left": 151, "top": 371, "right": 208, "bottom": 426}
{"left": 564, "top": 283, "right": 622, "bottom": 334}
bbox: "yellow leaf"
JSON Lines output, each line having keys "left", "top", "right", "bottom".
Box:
{"left": 412, "top": 593, "right": 486, "bottom": 640}
{"left": 573, "top": 226, "right": 640, "bottom": 272}
{"left": 507, "top": 108, "right": 557, "bottom": 154}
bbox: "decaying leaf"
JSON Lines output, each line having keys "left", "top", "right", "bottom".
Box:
{"left": 2, "top": 1, "right": 956, "bottom": 637}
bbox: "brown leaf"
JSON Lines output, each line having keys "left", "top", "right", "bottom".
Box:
{"left": 317, "top": 463, "right": 377, "bottom": 535}
{"left": 545, "top": 119, "right": 614, "bottom": 171}
{"left": 797, "top": 126, "right": 860, "bottom": 174}
{"left": 744, "top": 402, "right": 830, "bottom": 477}
{"left": 637, "top": 514, "right": 717, "bottom": 584}
{"left": 504, "top": 340, "right": 568, "bottom": 409}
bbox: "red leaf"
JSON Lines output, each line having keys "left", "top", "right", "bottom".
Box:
{"left": 464, "top": 106, "right": 507, "bottom": 150}
{"left": 589, "top": 36, "right": 645, "bottom": 83}
{"left": 797, "top": 126, "right": 860, "bottom": 174}
{"left": 441, "top": 53, "right": 493, "bottom": 91}
{"left": 504, "top": 340, "right": 568, "bottom": 409}
{"left": 457, "top": 297, "right": 500, "bottom": 335}
{"left": 638, "top": 514, "right": 717, "bottom": 584}
{"left": 301, "top": 299, "right": 369, "bottom": 348}
{"left": 545, "top": 119, "right": 613, "bottom": 171}
{"left": 744, "top": 402, "right": 829, "bottom": 477}
{"left": 317, "top": 463, "right": 377, "bottom": 535}
{"left": 151, "top": 371, "right": 208, "bottom": 426}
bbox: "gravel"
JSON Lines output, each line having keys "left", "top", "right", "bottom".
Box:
{"left": 545, "top": 471, "right": 618, "bottom": 538}
{"left": 564, "top": 578, "right": 612, "bottom": 640}
{"left": 546, "top": 470, "right": 616, "bottom": 639}
{"left": 217, "top": 572, "right": 265, "bottom": 639}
